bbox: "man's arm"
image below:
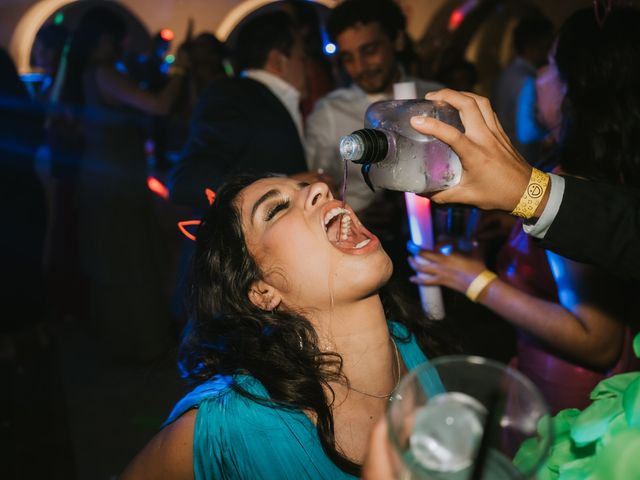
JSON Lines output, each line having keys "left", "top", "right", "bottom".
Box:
{"left": 409, "top": 89, "right": 640, "bottom": 279}
{"left": 537, "top": 176, "right": 640, "bottom": 278}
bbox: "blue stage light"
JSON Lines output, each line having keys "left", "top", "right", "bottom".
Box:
{"left": 324, "top": 42, "right": 336, "bottom": 55}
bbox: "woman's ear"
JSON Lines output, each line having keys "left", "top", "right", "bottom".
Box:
{"left": 264, "top": 48, "right": 286, "bottom": 76}
{"left": 248, "top": 280, "right": 282, "bottom": 311}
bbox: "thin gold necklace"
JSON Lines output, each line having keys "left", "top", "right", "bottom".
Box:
{"left": 348, "top": 339, "right": 401, "bottom": 399}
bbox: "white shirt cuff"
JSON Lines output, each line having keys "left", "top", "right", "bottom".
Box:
{"left": 523, "top": 173, "right": 565, "bottom": 239}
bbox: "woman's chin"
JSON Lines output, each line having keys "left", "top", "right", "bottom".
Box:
{"left": 342, "top": 255, "right": 393, "bottom": 299}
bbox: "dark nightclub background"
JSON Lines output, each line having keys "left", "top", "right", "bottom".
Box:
{"left": 0, "top": 0, "right": 632, "bottom": 478}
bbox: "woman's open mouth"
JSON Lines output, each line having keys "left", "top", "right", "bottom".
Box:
{"left": 322, "top": 202, "right": 379, "bottom": 254}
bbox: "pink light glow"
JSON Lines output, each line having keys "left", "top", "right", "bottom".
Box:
{"left": 147, "top": 176, "right": 169, "bottom": 200}
{"left": 160, "top": 28, "right": 174, "bottom": 42}
{"left": 404, "top": 192, "right": 445, "bottom": 319}
{"left": 177, "top": 220, "right": 200, "bottom": 241}
{"left": 448, "top": 9, "right": 464, "bottom": 30}
{"left": 404, "top": 192, "right": 433, "bottom": 249}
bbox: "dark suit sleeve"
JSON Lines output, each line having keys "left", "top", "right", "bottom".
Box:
{"left": 537, "top": 176, "right": 640, "bottom": 279}
{"left": 168, "top": 86, "right": 252, "bottom": 208}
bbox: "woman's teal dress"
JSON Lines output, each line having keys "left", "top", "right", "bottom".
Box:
{"left": 164, "top": 322, "right": 432, "bottom": 479}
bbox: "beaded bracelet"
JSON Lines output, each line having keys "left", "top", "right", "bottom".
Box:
{"left": 511, "top": 168, "right": 550, "bottom": 219}
{"left": 466, "top": 270, "right": 497, "bottom": 303}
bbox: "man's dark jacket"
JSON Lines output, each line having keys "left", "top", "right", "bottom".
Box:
{"left": 169, "top": 77, "right": 306, "bottom": 208}
{"left": 538, "top": 176, "right": 640, "bottom": 280}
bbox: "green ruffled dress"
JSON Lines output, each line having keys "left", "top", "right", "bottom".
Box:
{"left": 515, "top": 334, "right": 640, "bottom": 479}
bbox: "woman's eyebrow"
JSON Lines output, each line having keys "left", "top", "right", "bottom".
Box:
{"left": 250, "top": 182, "right": 308, "bottom": 224}
{"left": 251, "top": 189, "right": 280, "bottom": 224}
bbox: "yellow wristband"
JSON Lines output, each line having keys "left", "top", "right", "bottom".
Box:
{"left": 466, "top": 270, "right": 497, "bottom": 303}
{"left": 511, "top": 168, "right": 550, "bottom": 219}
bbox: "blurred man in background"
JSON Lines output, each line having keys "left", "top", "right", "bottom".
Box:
{"left": 305, "top": 0, "right": 441, "bottom": 218}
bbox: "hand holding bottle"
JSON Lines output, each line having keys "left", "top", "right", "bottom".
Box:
{"left": 410, "top": 89, "right": 541, "bottom": 215}
{"left": 340, "top": 99, "right": 463, "bottom": 194}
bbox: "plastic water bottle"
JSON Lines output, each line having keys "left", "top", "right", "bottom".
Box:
{"left": 339, "top": 100, "right": 464, "bottom": 194}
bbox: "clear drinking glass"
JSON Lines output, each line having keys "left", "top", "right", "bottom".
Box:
{"left": 432, "top": 204, "right": 480, "bottom": 253}
{"left": 387, "top": 356, "right": 552, "bottom": 480}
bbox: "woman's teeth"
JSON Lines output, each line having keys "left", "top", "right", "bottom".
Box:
{"left": 324, "top": 207, "right": 349, "bottom": 226}
{"left": 340, "top": 215, "right": 351, "bottom": 240}
{"left": 323, "top": 207, "right": 370, "bottom": 249}
{"left": 324, "top": 207, "right": 352, "bottom": 241}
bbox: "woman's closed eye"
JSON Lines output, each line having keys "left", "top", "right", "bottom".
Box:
{"left": 265, "top": 199, "right": 290, "bottom": 221}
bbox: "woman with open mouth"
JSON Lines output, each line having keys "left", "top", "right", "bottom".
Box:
{"left": 121, "top": 173, "right": 452, "bottom": 479}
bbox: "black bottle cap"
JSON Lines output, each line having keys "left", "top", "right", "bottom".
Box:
{"left": 350, "top": 128, "right": 389, "bottom": 165}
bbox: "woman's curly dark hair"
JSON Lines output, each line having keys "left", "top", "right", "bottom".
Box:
{"left": 177, "top": 173, "right": 453, "bottom": 475}
{"left": 555, "top": 6, "right": 640, "bottom": 188}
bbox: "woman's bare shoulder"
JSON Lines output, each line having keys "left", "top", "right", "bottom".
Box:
{"left": 120, "top": 409, "right": 196, "bottom": 480}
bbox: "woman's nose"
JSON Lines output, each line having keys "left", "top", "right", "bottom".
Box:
{"left": 305, "top": 182, "right": 332, "bottom": 209}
